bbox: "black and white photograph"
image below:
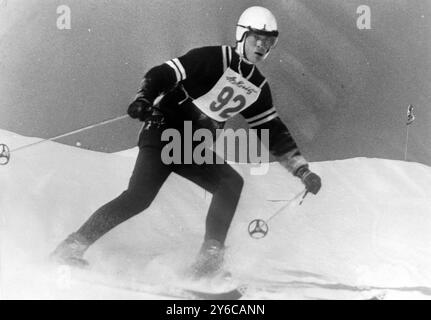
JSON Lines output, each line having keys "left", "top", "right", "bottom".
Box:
{"left": 0, "top": 0, "right": 430, "bottom": 304}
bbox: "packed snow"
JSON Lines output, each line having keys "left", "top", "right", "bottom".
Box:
{"left": 1, "top": 129, "right": 431, "bottom": 300}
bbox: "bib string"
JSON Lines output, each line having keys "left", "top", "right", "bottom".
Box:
{"left": 238, "top": 56, "right": 255, "bottom": 80}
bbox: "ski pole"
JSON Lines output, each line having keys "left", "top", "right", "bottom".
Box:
{"left": 0, "top": 114, "right": 129, "bottom": 165}
{"left": 266, "top": 189, "right": 308, "bottom": 224}
{"left": 0, "top": 143, "right": 10, "bottom": 165}
{"left": 248, "top": 189, "right": 308, "bottom": 239}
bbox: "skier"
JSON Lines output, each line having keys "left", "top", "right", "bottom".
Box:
{"left": 51, "top": 6, "right": 322, "bottom": 277}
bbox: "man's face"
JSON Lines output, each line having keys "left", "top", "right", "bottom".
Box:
{"left": 243, "top": 32, "right": 277, "bottom": 64}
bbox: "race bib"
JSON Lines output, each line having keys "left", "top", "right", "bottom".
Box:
{"left": 192, "top": 68, "right": 261, "bottom": 122}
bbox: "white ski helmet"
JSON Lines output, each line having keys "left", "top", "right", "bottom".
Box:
{"left": 236, "top": 6, "right": 279, "bottom": 61}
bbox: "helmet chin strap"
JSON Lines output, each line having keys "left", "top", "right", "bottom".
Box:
{"left": 262, "top": 48, "right": 271, "bottom": 60}
{"left": 235, "top": 39, "right": 253, "bottom": 64}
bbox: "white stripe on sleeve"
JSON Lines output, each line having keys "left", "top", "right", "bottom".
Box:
{"left": 248, "top": 112, "right": 279, "bottom": 127}
{"left": 172, "top": 58, "right": 186, "bottom": 80}
{"left": 245, "top": 107, "right": 277, "bottom": 123}
{"left": 165, "top": 60, "right": 181, "bottom": 82}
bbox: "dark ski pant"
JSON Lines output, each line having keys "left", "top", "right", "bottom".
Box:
{"left": 76, "top": 126, "right": 244, "bottom": 247}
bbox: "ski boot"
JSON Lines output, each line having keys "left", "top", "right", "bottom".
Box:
{"left": 50, "top": 232, "right": 90, "bottom": 268}
{"left": 189, "top": 239, "right": 225, "bottom": 279}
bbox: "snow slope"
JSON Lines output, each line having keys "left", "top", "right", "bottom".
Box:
{"left": 1, "top": 129, "right": 431, "bottom": 300}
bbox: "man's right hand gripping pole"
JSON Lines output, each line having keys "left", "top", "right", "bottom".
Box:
{"left": 127, "top": 96, "right": 154, "bottom": 121}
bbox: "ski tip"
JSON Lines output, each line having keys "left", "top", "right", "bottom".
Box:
{"left": 185, "top": 287, "right": 245, "bottom": 300}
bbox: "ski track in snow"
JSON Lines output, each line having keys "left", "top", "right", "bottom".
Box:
{"left": 1, "top": 129, "right": 431, "bottom": 300}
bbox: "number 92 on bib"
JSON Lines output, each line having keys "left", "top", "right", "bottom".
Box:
{"left": 192, "top": 68, "right": 261, "bottom": 122}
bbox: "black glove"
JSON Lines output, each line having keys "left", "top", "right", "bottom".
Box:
{"left": 295, "top": 166, "right": 322, "bottom": 195}
{"left": 127, "top": 97, "right": 153, "bottom": 121}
